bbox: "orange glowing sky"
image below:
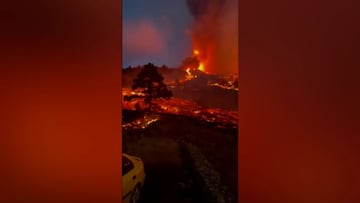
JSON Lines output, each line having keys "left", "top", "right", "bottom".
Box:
{"left": 189, "top": 0, "right": 238, "bottom": 75}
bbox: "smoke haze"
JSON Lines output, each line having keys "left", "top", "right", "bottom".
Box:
{"left": 123, "top": 20, "right": 166, "bottom": 65}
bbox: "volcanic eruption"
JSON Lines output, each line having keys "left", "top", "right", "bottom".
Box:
{"left": 185, "top": 0, "right": 238, "bottom": 75}
{"left": 122, "top": 0, "right": 239, "bottom": 128}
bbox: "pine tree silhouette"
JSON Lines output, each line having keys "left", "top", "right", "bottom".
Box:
{"left": 128, "top": 63, "right": 173, "bottom": 111}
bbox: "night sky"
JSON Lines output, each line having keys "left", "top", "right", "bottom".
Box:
{"left": 122, "top": 0, "right": 193, "bottom": 68}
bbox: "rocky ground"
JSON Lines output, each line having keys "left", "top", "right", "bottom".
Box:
{"left": 124, "top": 137, "right": 204, "bottom": 203}
{"left": 123, "top": 111, "right": 238, "bottom": 203}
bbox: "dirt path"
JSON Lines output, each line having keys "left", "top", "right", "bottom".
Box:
{"left": 124, "top": 137, "right": 204, "bottom": 203}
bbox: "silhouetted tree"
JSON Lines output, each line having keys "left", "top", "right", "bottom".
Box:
{"left": 127, "top": 63, "right": 173, "bottom": 111}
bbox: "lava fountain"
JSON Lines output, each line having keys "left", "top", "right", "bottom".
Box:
{"left": 192, "top": 49, "right": 205, "bottom": 72}
{"left": 186, "top": 0, "right": 238, "bottom": 75}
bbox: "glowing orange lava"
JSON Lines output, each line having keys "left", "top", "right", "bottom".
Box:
{"left": 198, "top": 62, "right": 205, "bottom": 72}
{"left": 185, "top": 67, "right": 194, "bottom": 80}
{"left": 192, "top": 49, "right": 206, "bottom": 72}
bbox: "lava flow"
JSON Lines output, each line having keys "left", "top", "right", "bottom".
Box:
{"left": 122, "top": 88, "right": 238, "bottom": 129}
{"left": 122, "top": 113, "right": 160, "bottom": 130}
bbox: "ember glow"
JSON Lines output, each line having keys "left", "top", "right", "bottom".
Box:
{"left": 122, "top": 114, "right": 160, "bottom": 130}
{"left": 207, "top": 82, "right": 238, "bottom": 91}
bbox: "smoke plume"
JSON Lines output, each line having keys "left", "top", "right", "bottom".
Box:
{"left": 186, "top": 0, "right": 238, "bottom": 74}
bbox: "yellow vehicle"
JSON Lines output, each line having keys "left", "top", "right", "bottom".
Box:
{"left": 122, "top": 153, "right": 146, "bottom": 203}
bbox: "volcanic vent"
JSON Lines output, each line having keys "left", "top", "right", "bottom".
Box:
{"left": 186, "top": 0, "right": 238, "bottom": 75}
